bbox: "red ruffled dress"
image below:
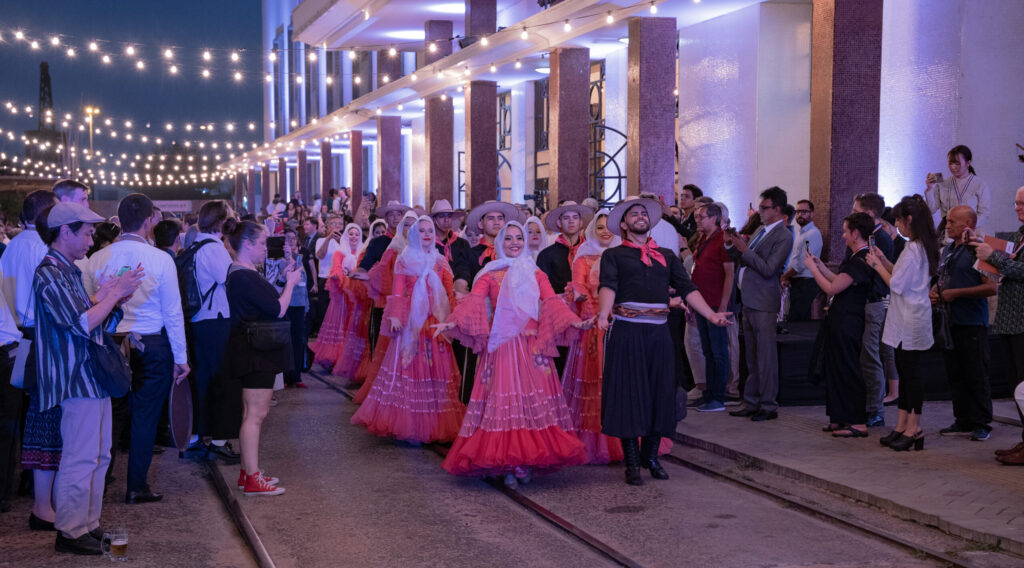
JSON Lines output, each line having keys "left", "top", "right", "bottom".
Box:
{"left": 310, "top": 251, "right": 350, "bottom": 367}
{"left": 332, "top": 253, "right": 371, "bottom": 381}
{"left": 353, "top": 248, "right": 398, "bottom": 403}
{"left": 350, "top": 258, "right": 466, "bottom": 442}
{"left": 441, "top": 268, "right": 587, "bottom": 477}
{"left": 562, "top": 255, "right": 624, "bottom": 464}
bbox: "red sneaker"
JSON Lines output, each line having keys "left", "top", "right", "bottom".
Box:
{"left": 244, "top": 471, "right": 284, "bottom": 496}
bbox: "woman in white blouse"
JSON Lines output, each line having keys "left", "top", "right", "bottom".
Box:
{"left": 925, "top": 145, "right": 990, "bottom": 232}
{"left": 866, "top": 195, "right": 939, "bottom": 452}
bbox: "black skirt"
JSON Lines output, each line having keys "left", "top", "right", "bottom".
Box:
{"left": 601, "top": 319, "right": 677, "bottom": 438}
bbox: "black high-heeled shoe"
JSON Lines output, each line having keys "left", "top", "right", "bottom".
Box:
{"left": 889, "top": 430, "right": 924, "bottom": 452}
{"left": 879, "top": 430, "right": 903, "bottom": 447}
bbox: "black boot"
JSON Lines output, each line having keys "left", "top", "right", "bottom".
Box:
{"left": 620, "top": 438, "right": 644, "bottom": 486}
{"left": 640, "top": 436, "right": 670, "bottom": 480}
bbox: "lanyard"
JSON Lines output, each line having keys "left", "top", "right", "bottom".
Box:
{"left": 952, "top": 174, "right": 973, "bottom": 205}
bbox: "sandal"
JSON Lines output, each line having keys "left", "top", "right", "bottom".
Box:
{"left": 822, "top": 423, "right": 844, "bottom": 432}
{"left": 832, "top": 427, "right": 869, "bottom": 438}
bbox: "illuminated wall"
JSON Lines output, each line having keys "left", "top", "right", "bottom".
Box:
{"left": 678, "top": 2, "right": 811, "bottom": 221}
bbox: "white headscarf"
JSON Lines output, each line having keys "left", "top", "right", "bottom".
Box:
{"left": 524, "top": 215, "right": 550, "bottom": 260}
{"left": 395, "top": 216, "right": 450, "bottom": 365}
{"left": 357, "top": 219, "right": 387, "bottom": 257}
{"left": 474, "top": 221, "right": 541, "bottom": 353}
{"left": 340, "top": 223, "right": 363, "bottom": 273}
{"left": 386, "top": 211, "right": 419, "bottom": 254}
{"left": 572, "top": 209, "right": 620, "bottom": 262}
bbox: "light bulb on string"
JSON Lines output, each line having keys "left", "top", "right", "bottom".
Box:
{"left": 66, "top": 47, "right": 75, "bottom": 57}
{"left": 325, "top": 76, "right": 333, "bottom": 85}
{"left": 230, "top": 52, "right": 240, "bottom": 62}
{"left": 88, "top": 41, "right": 98, "bottom": 51}
{"left": 102, "top": 55, "right": 111, "bottom": 64}
{"left": 382, "top": 74, "right": 390, "bottom": 83}
{"left": 136, "top": 60, "right": 145, "bottom": 70}
{"left": 388, "top": 45, "right": 397, "bottom": 57}
{"left": 410, "top": 73, "right": 417, "bottom": 81}
{"left": 169, "top": 65, "right": 178, "bottom": 74}
{"left": 515, "top": 59, "right": 522, "bottom": 69}
{"left": 14, "top": 31, "right": 24, "bottom": 40}
{"left": 650, "top": 1, "right": 658, "bottom": 13}
{"left": 295, "top": 75, "right": 303, "bottom": 84}
{"left": 348, "top": 50, "right": 357, "bottom": 60}
{"left": 563, "top": 20, "right": 572, "bottom": 32}
{"left": 269, "top": 52, "right": 277, "bottom": 62}
{"left": 126, "top": 45, "right": 135, "bottom": 56}
{"left": 606, "top": 11, "right": 614, "bottom": 24}
{"left": 520, "top": 28, "right": 528, "bottom": 40}
{"left": 489, "top": 63, "right": 496, "bottom": 73}
{"left": 201, "top": 68, "right": 210, "bottom": 78}
{"left": 308, "top": 51, "right": 317, "bottom": 62}
{"left": 354, "top": 76, "right": 361, "bottom": 84}
{"left": 164, "top": 48, "right": 173, "bottom": 59}
{"left": 428, "top": 43, "right": 437, "bottom": 53}
{"left": 50, "top": 36, "right": 60, "bottom": 46}
{"left": 481, "top": 37, "right": 489, "bottom": 46}
{"left": 233, "top": 71, "right": 242, "bottom": 82}
{"left": 202, "top": 50, "right": 211, "bottom": 61}
{"left": 265, "top": 73, "right": 272, "bottom": 82}
{"left": 30, "top": 41, "right": 39, "bottom": 50}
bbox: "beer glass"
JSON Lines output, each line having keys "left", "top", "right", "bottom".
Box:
{"left": 101, "top": 527, "right": 128, "bottom": 561}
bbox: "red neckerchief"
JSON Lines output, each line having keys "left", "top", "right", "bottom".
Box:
{"left": 436, "top": 231, "right": 458, "bottom": 262}
{"left": 477, "top": 236, "right": 496, "bottom": 265}
{"left": 556, "top": 234, "right": 584, "bottom": 258}
{"left": 622, "top": 237, "right": 666, "bottom": 267}
{"left": 385, "top": 229, "right": 396, "bottom": 238}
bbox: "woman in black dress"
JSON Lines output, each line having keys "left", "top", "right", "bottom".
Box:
{"left": 224, "top": 220, "right": 302, "bottom": 496}
{"left": 805, "top": 212, "right": 877, "bottom": 438}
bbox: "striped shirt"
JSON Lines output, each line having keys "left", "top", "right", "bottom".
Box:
{"left": 33, "top": 249, "right": 109, "bottom": 411}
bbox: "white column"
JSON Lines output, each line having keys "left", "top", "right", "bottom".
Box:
{"left": 411, "top": 115, "right": 427, "bottom": 206}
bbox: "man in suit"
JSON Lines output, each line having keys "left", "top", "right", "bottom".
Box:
{"left": 725, "top": 187, "right": 792, "bottom": 421}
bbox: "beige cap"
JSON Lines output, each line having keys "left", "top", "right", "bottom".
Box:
{"left": 46, "top": 202, "right": 104, "bottom": 227}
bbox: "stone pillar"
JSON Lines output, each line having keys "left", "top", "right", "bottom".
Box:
{"left": 320, "top": 140, "right": 332, "bottom": 205}
{"left": 349, "top": 131, "right": 363, "bottom": 213}
{"left": 353, "top": 51, "right": 372, "bottom": 99}
{"left": 376, "top": 115, "right": 402, "bottom": 205}
{"left": 626, "top": 17, "right": 677, "bottom": 203}
{"left": 261, "top": 163, "right": 271, "bottom": 213}
{"left": 464, "top": 0, "right": 496, "bottom": 45}
{"left": 425, "top": 95, "right": 454, "bottom": 206}
{"left": 234, "top": 173, "right": 244, "bottom": 210}
{"left": 246, "top": 168, "right": 257, "bottom": 215}
{"left": 297, "top": 150, "right": 309, "bottom": 206}
{"left": 423, "top": 21, "right": 453, "bottom": 66}
{"left": 277, "top": 157, "right": 287, "bottom": 201}
{"left": 464, "top": 81, "right": 498, "bottom": 207}
{"left": 377, "top": 49, "right": 402, "bottom": 88}
{"left": 548, "top": 47, "right": 591, "bottom": 205}
{"left": 809, "top": 0, "right": 883, "bottom": 262}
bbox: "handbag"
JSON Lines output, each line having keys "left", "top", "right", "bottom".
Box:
{"left": 931, "top": 283, "right": 954, "bottom": 351}
{"left": 87, "top": 333, "right": 132, "bottom": 398}
{"left": 243, "top": 320, "right": 291, "bottom": 351}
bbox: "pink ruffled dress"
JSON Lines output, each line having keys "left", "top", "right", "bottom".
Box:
{"left": 441, "top": 268, "right": 587, "bottom": 477}
{"left": 353, "top": 248, "right": 398, "bottom": 403}
{"left": 310, "top": 251, "right": 350, "bottom": 367}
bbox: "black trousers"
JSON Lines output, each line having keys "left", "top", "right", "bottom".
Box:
{"left": 368, "top": 307, "right": 384, "bottom": 353}
{"left": 895, "top": 348, "right": 925, "bottom": 414}
{"left": 0, "top": 347, "right": 22, "bottom": 503}
{"left": 945, "top": 325, "right": 992, "bottom": 430}
{"left": 284, "top": 306, "right": 307, "bottom": 385}
{"left": 312, "top": 277, "right": 330, "bottom": 336}
{"left": 1005, "top": 333, "right": 1024, "bottom": 442}
{"left": 788, "top": 277, "right": 820, "bottom": 322}
{"left": 190, "top": 318, "right": 231, "bottom": 439}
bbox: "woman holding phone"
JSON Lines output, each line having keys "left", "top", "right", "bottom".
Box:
{"left": 925, "top": 145, "right": 991, "bottom": 231}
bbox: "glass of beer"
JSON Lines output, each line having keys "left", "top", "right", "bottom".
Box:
{"left": 101, "top": 527, "right": 128, "bottom": 561}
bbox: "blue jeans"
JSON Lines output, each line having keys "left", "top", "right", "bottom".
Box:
{"left": 697, "top": 312, "right": 729, "bottom": 404}
{"left": 127, "top": 331, "right": 174, "bottom": 493}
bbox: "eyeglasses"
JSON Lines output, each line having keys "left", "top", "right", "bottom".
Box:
{"left": 758, "top": 205, "right": 776, "bottom": 212}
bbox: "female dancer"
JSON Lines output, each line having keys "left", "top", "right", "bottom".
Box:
{"left": 435, "top": 221, "right": 588, "bottom": 489}
{"left": 334, "top": 220, "right": 384, "bottom": 381}
{"left": 806, "top": 212, "right": 877, "bottom": 438}
{"left": 525, "top": 215, "right": 549, "bottom": 260}
{"left": 353, "top": 212, "right": 418, "bottom": 402}
{"left": 867, "top": 195, "right": 938, "bottom": 451}
{"left": 310, "top": 223, "right": 362, "bottom": 367}
{"left": 561, "top": 211, "right": 623, "bottom": 463}
{"left": 351, "top": 216, "right": 465, "bottom": 443}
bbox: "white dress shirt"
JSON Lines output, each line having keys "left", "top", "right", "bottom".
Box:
{"left": 0, "top": 277, "right": 23, "bottom": 346}
{"left": 83, "top": 235, "right": 189, "bottom": 365}
{"left": 191, "top": 232, "right": 232, "bottom": 322}
{"left": 0, "top": 227, "right": 49, "bottom": 328}
{"left": 315, "top": 237, "right": 342, "bottom": 278}
{"left": 789, "top": 221, "right": 823, "bottom": 278}
{"left": 882, "top": 240, "right": 933, "bottom": 351}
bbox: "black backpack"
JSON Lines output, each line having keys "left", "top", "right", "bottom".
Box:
{"left": 175, "top": 239, "right": 217, "bottom": 320}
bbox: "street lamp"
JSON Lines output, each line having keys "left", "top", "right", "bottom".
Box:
{"left": 84, "top": 106, "right": 100, "bottom": 153}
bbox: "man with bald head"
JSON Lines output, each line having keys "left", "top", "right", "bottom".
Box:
{"left": 933, "top": 206, "right": 997, "bottom": 441}
{"left": 972, "top": 186, "right": 1024, "bottom": 463}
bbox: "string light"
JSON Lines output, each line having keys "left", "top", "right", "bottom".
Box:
{"left": 308, "top": 51, "right": 317, "bottom": 62}
{"left": 30, "top": 41, "right": 39, "bottom": 50}
{"left": 606, "top": 11, "right": 614, "bottom": 24}
{"left": 201, "top": 68, "right": 211, "bottom": 78}
{"left": 164, "top": 48, "right": 173, "bottom": 59}
{"left": 388, "top": 45, "right": 397, "bottom": 57}
{"left": 88, "top": 41, "right": 98, "bottom": 51}
{"left": 136, "top": 60, "right": 145, "bottom": 70}
{"left": 50, "top": 36, "right": 60, "bottom": 46}
{"left": 325, "top": 76, "right": 333, "bottom": 85}
{"left": 410, "top": 73, "right": 417, "bottom": 81}
{"left": 520, "top": 28, "right": 528, "bottom": 40}
{"left": 230, "top": 52, "right": 240, "bottom": 62}
{"left": 489, "top": 63, "right": 497, "bottom": 73}
{"left": 170, "top": 65, "right": 178, "bottom": 74}
{"left": 428, "top": 43, "right": 437, "bottom": 53}
{"left": 348, "top": 50, "right": 357, "bottom": 60}
{"left": 354, "top": 76, "right": 361, "bottom": 84}
{"left": 268, "top": 52, "right": 277, "bottom": 62}
{"left": 515, "top": 59, "right": 522, "bottom": 69}
{"left": 480, "top": 37, "right": 489, "bottom": 46}
{"left": 233, "top": 71, "right": 242, "bottom": 82}
{"left": 66, "top": 47, "right": 75, "bottom": 57}
{"left": 563, "top": 20, "right": 572, "bottom": 32}
{"left": 295, "top": 75, "right": 303, "bottom": 84}
{"left": 381, "top": 74, "right": 390, "bottom": 83}
{"left": 202, "top": 50, "right": 212, "bottom": 61}
{"left": 265, "top": 73, "right": 272, "bottom": 83}
{"left": 126, "top": 45, "right": 135, "bottom": 56}
{"left": 650, "top": 2, "right": 658, "bottom": 14}
{"left": 14, "top": 31, "right": 24, "bottom": 40}
{"left": 102, "top": 54, "right": 111, "bottom": 64}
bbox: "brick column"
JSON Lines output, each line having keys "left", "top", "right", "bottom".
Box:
{"left": 234, "top": 173, "right": 244, "bottom": 210}
{"left": 260, "top": 163, "right": 271, "bottom": 213}
{"left": 464, "top": 0, "right": 496, "bottom": 45}
{"left": 277, "top": 157, "right": 287, "bottom": 201}
{"left": 320, "top": 140, "right": 332, "bottom": 206}
{"left": 626, "top": 17, "right": 677, "bottom": 203}
{"left": 377, "top": 49, "right": 402, "bottom": 88}
{"left": 353, "top": 51, "right": 372, "bottom": 100}
{"left": 297, "top": 150, "right": 308, "bottom": 206}
{"left": 246, "top": 167, "right": 257, "bottom": 215}
{"left": 423, "top": 21, "right": 453, "bottom": 66}
{"left": 548, "top": 47, "right": 591, "bottom": 205}
{"left": 349, "top": 130, "right": 363, "bottom": 213}
{"left": 376, "top": 115, "right": 402, "bottom": 205}
{"left": 464, "top": 80, "right": 498, "bottom": 207}
{"left": 425, "top": 95, "right": 454, "bottom": 206}
{"left": 809, "top": 0, "right": 883, "bottom": 262}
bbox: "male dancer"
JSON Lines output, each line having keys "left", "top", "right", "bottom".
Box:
{"left": 598, "top": 196, "right": 730, "bottom": 485}
{"left": 431, "top": 199, "right": 468, "bottom": 266}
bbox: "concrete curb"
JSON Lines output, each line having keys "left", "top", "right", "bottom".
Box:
{"left": 673, "top": 432, "right": 1024, "bottom": 557}
{"left": 204, "top": 460, "right": 277, "bottom": 568}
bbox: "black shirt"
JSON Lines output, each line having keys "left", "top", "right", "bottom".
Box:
{"left": 225, "top": 266, "right": 291, "bottom": 376}
{"left": 536, "top": 242, "right": 573, "bottom": 294}
{"left": 436, "top": 233, "right": 470, "bottom": 269}
{"left": 845, "top": 225, "right": 894, "bottom": 301}
{"left": 454, "top": 242, "right": 492, "bottom": 284}
{"left": 599, "top": 245, "right": 698, "bottom": 303}
{"left": 358, "top": 234, "right": 392, "bottom": 271}
{"left": 939, "top": 243, "right": 989, "bottom": 327}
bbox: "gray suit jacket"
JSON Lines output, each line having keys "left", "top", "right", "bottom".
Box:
{"left": 729, "top": 223, "right": 792, "bottom": 312}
